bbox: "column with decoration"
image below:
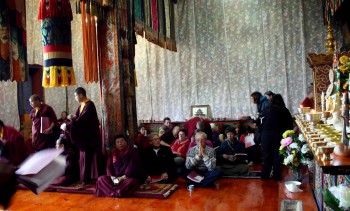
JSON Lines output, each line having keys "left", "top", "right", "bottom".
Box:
{"left": 38, "top": 0, "right": 76, "bottom": 88}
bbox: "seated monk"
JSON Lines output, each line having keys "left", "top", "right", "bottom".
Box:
{"left": 94, "top": 135, "right": 147, "bottom": 198}
{"left": 216, "top": 127, "right": 249, "bottom": 176}
{"left": 0, "top": 119, "right": 27, "bottom": 167}
{"left": 142, "top": 133, "right": 176, "bottom": 183}
{"left": 51, "top": 135, "right": 79, "bottom": 186}
{"left": 184, "top": 117, "right": 213, "bottom": 142}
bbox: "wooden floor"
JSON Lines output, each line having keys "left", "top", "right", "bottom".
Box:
{"left": 6, "top": 169, "right": 317, "bottom": 211}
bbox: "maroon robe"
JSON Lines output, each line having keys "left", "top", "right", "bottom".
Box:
{"left": 51, "top": 147, "right": 79, "bottom": 186}
{"left": 1, "top": 126, "right": 27, "bottom": 166}
{"left": 69, "top": 100, "right": 103, "bottom": 183}
{"left": 134, "top": 133, "right": 150, "bottom": 151}
{"left": 301, "top": 97, "right": 314, "bottom": 109}
{"left": 184, "top": 117, "right": 213, "bottom": 141}
{"left": 30, "top": 104, "right": 59, "bottom": 151}
{"left": 94, "top": 147, "right": 147, "bottom": 197}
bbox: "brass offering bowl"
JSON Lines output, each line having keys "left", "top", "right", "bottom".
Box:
{"left": 322, "top": 111, "right": 331, "bottom": 119}
{"left": 318, "top": 146, "right": 335, "bottom": 161}
{"left": 312, "top": 141, "right": 327, "bottom": 151}
{"left": 310, "top": 137, "right": 323, "bottom": 142}
{"left": 333, "top": 144, "right": 350, "bottom": 157}
{"left": 302, "top": 107, "right": 311, "bottom": 113}
{"left": 305, "top": 112, "right": 322, "bottom": 123}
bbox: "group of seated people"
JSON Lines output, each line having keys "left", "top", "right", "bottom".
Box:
{"left": 93, "top": 116, "right": 259, "bottom": 198}
{"left": 0, "top": 115, "right": 257, "bottom": 199}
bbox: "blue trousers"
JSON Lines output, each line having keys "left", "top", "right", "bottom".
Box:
{"left": 177, "top": 166, "right": 221, "bottom": 188}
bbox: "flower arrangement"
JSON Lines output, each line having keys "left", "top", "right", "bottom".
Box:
{"left": 339, "top": 56, "right": 350, "bottom": 73}
{"left": 323, "top": 185, "right": 350, "bottom": 211}
{"left": 336, "top": 55, "right": 350, "bottom": 91}
{"left": 279, "top": 130, "right": 313, "bottom": 178}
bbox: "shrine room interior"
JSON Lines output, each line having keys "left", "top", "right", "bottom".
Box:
{"left": 1, "top": 0, "right": 350, "bottom": 210}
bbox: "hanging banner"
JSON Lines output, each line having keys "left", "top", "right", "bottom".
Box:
{"left": 38, "top": 0, "right": 76, "bottom": 87}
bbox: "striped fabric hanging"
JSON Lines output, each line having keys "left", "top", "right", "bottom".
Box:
{"left": 133, "top": 0, "right": 177, "bottom": 52}
{"left": 38, "top": 0, "right": 76, "bottom": 87}
{"left": 81, "top": 1, "right": 99, "bottom": 83}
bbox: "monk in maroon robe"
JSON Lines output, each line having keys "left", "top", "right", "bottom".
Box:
{"left": 94, "top": 134, "right": 147, "bottom": 198}
{"left": 0, "top": 120, "right": 27, "bottom": 166}
{"left": 51, "top": 135, "right": 79, "bottom": 186}
{"left": 29, "top": 94, "right": 59, "bottom": 151}
{"left": 68, "top": 87, "right": 103, "bottom": 184}
{"left": 184, "top": 117, "right": 213, "bottom": 142}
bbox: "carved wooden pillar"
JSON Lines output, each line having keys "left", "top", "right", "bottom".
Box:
{"left": 307, "top": 53, "right": 333, "bottom": 111}
{"left": 98, "top": 1, "right": 137, "bottom": 151}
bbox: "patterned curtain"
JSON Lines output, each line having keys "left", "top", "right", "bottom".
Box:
{"left": 135, "top": 0, "right": 328, "bottom": 121}
{"left": 0, "top": 0, "right": 27, "bottom": 82}
{"left": 0, "top": 82, "right": 20, "bottom": 129}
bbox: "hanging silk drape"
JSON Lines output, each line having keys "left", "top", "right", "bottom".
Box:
{"left": 81, "top": 1, "right": 99, "bottom": 83}
{"left": 134, "top": 0, "right": 177, "bottom": 52}
{"left": 38, "top": 0, "right": 76, "bottom": 87}
{"left": 0, "top": 0, "right": 27, "bottom": 82}
{"left": 323, "top": 0, "right": 345, "bottom": 22}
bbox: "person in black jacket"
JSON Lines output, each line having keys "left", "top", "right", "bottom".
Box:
{"left": 260, "top": 94, "right": 293, "bottom": 180}
{"left": 142, "top": 133, "right": 176, "bottom": 183}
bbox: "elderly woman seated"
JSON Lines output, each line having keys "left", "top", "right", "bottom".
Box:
{"left": 94, "top": 134, "right": 147, "bottom": 198}
{"left": 216, "top": 127, "right": 249, "bottom": 176}
{"left": 170, "top": 129, "right": 190, "bottom": 166}
{"left": 141, "top": 133, "right": 176, "bottom": 183}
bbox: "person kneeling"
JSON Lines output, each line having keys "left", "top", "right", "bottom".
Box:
{"left": 216, "top": 127, "right": 249, "bottom": 176}
{"left": 51, "top": 135, "right": 79, "bottom": 186}
{"left": 94, "top": 135, "right": 147, "bottom": 198}
{"left": 178, "top": 132, "right": 221, "bottom": 188}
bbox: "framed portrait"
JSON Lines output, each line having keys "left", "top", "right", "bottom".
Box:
{"left": 190, "top": 105, "right": 210, "bottom": 118}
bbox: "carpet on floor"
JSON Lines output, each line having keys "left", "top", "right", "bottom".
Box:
{"left": 18, "top": 183, "right": 179, "bottom": 199}
{"left": 133, "top": 183, "right": 178, "bottom": 199}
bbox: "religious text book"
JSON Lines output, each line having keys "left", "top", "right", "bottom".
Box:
{"left": 233, "top": 153, "right": 248, "bottom": 162}
{"left": 15, "top": 148, "right": 65, "bottom": 194}
{"left": 40, "top": 117, "right": 52, "bottom": 134}
{"left": 187, "top": 171, "right": 204, "bottom": 183}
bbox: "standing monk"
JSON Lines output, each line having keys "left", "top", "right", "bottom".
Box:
{"left": 68, "top": 87, "right": 102, "bottom": 185}
{"left": 29, "top": 94, "right": 59, "bottom": 151}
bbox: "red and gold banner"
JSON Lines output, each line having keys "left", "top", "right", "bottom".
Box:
{"left": 38, "top": 0, "right": 76, "bottom": 87}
